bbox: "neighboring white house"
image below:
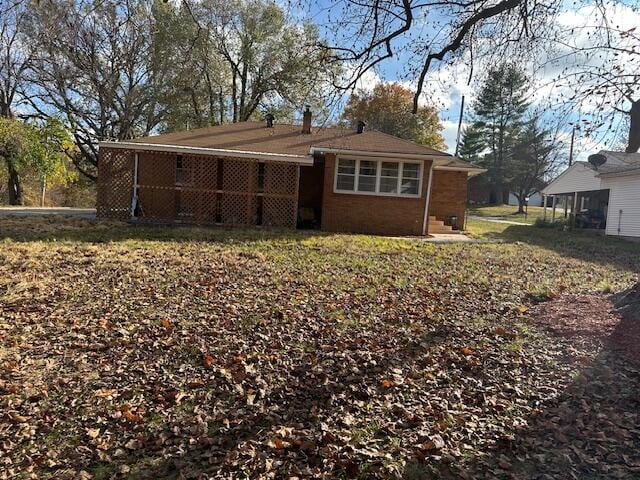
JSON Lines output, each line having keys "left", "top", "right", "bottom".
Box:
{"left": 542, "top": 151, "right": 640, "bottom": 238}
{"left": 508, "top": 191, "right": 543, "bottom": 207}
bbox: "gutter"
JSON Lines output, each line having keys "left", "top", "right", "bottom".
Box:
{"left": 99, "top": 141, "right": 314, "bottom": 165}
{"left": 310, "top": 146, "right": 486, "bottom": 176}
{"left": 433, "top": 165, "right": 486, "bottom": 176}
{"left": 309, "top": 146, "right": 455, "bottom": 162}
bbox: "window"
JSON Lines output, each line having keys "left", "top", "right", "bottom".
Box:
{"left": 334, "top": 158, "right": 422, "bottom": 197}
{"left": 357, "top": 160, "right": 377, "bottom": 192}
{"left": 336, "top": 158, "right": 356, "bottom": 191}
{"left": 176, "top": 155, "right": 193, "bottom": 186}
{"left": 400, "top": 163, "right": 420, "bottom": 195}
{"left": 380, "top": 162, "right": 399, "bottom": 193}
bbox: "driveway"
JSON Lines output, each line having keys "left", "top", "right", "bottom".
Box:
{"left": 0, "top": 207, "right": 96, "bottom": 219}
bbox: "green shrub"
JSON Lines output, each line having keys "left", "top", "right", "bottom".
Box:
{"left": 534, "top": 218, "right": 571, "bottom": 229}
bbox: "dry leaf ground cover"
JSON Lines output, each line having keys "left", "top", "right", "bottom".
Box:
{"left": 1, "top": 217, "right": 639, "bottom": 480}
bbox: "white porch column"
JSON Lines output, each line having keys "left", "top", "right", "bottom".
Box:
{"left": 572, "top": 191, "right": 579, "bottom": 226}
{"left": 552, "top": 196, "right": 557, "bottom": 221}
{"left": 543, "top": 194, "right": 547, "bottom": 220}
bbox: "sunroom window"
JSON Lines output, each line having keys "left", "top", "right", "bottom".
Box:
{"left": 357, "top": 160, "right": 377, "bottom": 192}
{"left": 336, "top": 158, "right": 356, "bottom": 191}
{"left": 335, "top": 158, "right": 421, "bottom": 197}
{"left": 401, "top": 163, "right": 420, "bottom": 195}
{"left": 380, "top": 162, "right": 399, "bottom": 193}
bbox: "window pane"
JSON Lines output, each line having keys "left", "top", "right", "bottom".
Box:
{"left": 401, "top": 178, "right": 419, "bottom": 195}
{"left": 381, "top": 162, "right": 399, "bottom": 177}
{"left": 380, "top": 176, "right": 398, "bottom": 193}
{"left": 338, "top": 159, "right": 356, "bottom": 174}
{"left": 359, "top": 160, "right": 377, "bottom": 176}
{"left": 402, "top": 163, "right": 420, "bottom": 179}
{"left": 336, "top": 174, "right": 355, "bottom": 191}
{"left": 357, "top": 160, "right": 378, "bottom": 192}
{"left": 357, "top": 176, "right": 376, "bottom": 192}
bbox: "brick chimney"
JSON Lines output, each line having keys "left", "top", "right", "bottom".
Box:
{"left": 302, "top": 106, "right": 312, "bottom": 134}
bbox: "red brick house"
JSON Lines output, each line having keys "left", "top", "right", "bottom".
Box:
{"left": 97, "top": 112, "right": 484, "bottom": 236}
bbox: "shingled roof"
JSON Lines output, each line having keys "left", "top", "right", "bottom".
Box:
{"left": 101, "top": 121, "right": 483, "bottom": 173}
{"left": 128, "top": 121, "right": 449, "bottom": 157}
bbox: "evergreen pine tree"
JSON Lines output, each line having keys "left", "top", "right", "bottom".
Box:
{"left": 465, "top": 64, "right": 530, "bottom": 204}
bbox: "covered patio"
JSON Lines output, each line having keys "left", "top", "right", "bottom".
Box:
{"left": 542, "top": 189, "right": 609, "bottom": 228}
{"left": 542, "top": 161, "right": 610, "bottom": 229}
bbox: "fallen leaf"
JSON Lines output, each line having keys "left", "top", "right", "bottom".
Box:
{"left": 381, "top": 379, "right": 394, "bottom": 388}
{"left": 203, "top": 354, "right": 214, "bottom": 367}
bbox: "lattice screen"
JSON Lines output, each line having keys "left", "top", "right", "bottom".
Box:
{"left": 97, "top": 147, "right": 299, "bottom": 228}
{"left": 97, "top": 148, "right": 134, "bottom": 219}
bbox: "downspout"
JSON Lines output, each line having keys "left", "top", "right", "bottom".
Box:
{"left": 421, "top": 162, "right": 435, "bottom": 236}
{"left": 130, "top": 152, "right": 139, "bottom": 218}
{"left": 618, "top": 209, "right": 623, "bottom": 235}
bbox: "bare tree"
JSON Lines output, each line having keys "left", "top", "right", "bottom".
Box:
{"left": 26, "top": 0, "right": 167, "bottom": 180}
{"left": 199, "top": 0, "right": 337, "bottom": 123}
{"left": 0, "top": 0, "right": 32, "bottom": 203}
{"left": 311, "top": 0, "right": 559, "bottom": 113}
{"left": 544, "top": 20, "right": 640, "bottom": 152}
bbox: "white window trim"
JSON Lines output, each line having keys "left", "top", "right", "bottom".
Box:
{"left": 334, "top": 156, "right": 423, "bottom": 198}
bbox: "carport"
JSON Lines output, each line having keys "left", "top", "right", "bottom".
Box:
{"left": 542, "top": 161, "right": 610, "bottom": 227}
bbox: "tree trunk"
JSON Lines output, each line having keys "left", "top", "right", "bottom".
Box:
{"left": 7, "top": 161, "right": 24, "bottom": 205}
{"left": 231, "top": 72, "right": 238, "bottom": 123}
{"left": 40, "top": 177, "right": 47, "bottom": 207}
{"left": 627, "top": 99, "right": 640, "bottom": 153}
{"left": 219, "top": 88, "right": 224, "bottom": 124}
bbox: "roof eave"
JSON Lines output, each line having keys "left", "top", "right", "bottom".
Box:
{"left": 309, "top": 146, "right": 452, "bottom": 161}
{"left": 434, "top": 165, "right": 487, "bottom": 177}
{"left": 99, "top": 141, "right": 314, "bottom": 165}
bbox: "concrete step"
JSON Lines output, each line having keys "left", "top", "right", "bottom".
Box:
{"left": 428, "top": 218, "right": 454, "bottom": 234}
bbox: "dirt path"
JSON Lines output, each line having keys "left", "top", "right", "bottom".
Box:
{"left": 468, "top": 215, "right": 531, "bottom": 226}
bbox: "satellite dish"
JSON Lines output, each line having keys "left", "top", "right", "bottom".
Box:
{"left": 588, "top": 154, "right": 607, "bottom": 168}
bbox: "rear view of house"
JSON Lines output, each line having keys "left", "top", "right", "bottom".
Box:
{"left": 97, "top": 111, "right": 484, "bottom": 236}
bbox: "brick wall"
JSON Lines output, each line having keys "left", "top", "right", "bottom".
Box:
{"left": 320, "top": 154, "right": 432, "bottom": 236}
{"left": 429, "top": 170, "right": 468, "bottom": 228}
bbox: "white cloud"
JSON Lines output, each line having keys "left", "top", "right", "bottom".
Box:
{"left": 440, "top": 119, "right": 465, "bottom": 154}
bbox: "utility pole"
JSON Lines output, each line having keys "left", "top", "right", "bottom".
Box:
{"left": 568, "top": 124, "right": 577, "bottom": 167}
{"left": 454, "top": 95, "right": 465, "bottom": 157}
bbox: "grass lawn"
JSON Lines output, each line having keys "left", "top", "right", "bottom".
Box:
{"left": 468, "top": 204, "right": 550, "bottom": 224}
{"left": 1, "top": 217, "right": 639, "bottom": 479}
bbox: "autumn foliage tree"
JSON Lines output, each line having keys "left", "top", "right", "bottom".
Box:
{"left": 342, "top": 83, "right": 446, "bottom": 149}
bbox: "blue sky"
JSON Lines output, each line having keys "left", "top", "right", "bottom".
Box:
{"left": 293, "top": 0, "right": 640, "bottom": 164}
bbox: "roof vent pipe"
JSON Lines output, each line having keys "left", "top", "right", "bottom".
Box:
{"left": 265, "top": 113, "right": 275, "bottom": 128}
{"left": 357, "top": 120, "right": 366, "bottom": 134}
{"left": 302, "top": 106, "right": 312, "bottom": 134}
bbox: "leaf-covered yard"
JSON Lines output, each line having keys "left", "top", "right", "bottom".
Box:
{"left": 1, "top": 217, "right": 639, "bottom": 479}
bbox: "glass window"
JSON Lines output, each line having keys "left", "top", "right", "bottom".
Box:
{"left": 380, "top": 161, "right": 399, "bottom": 193}
{"left": 357, "top": 160, "right": 377, "bottom": 192}
{"left": 334, "top": 159, "right": 421, "bottom": 196}
{"left": 337, "top": 159, "right": 356, "bottom": 174}
{"left": 336, "top": 158, "right": 356, "bottom": 191}
{"left": 400, "top": 163, "right": 420, "bottom": 195}
{"left": 176, "top": 155, "right": 194, "bottom": 186}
